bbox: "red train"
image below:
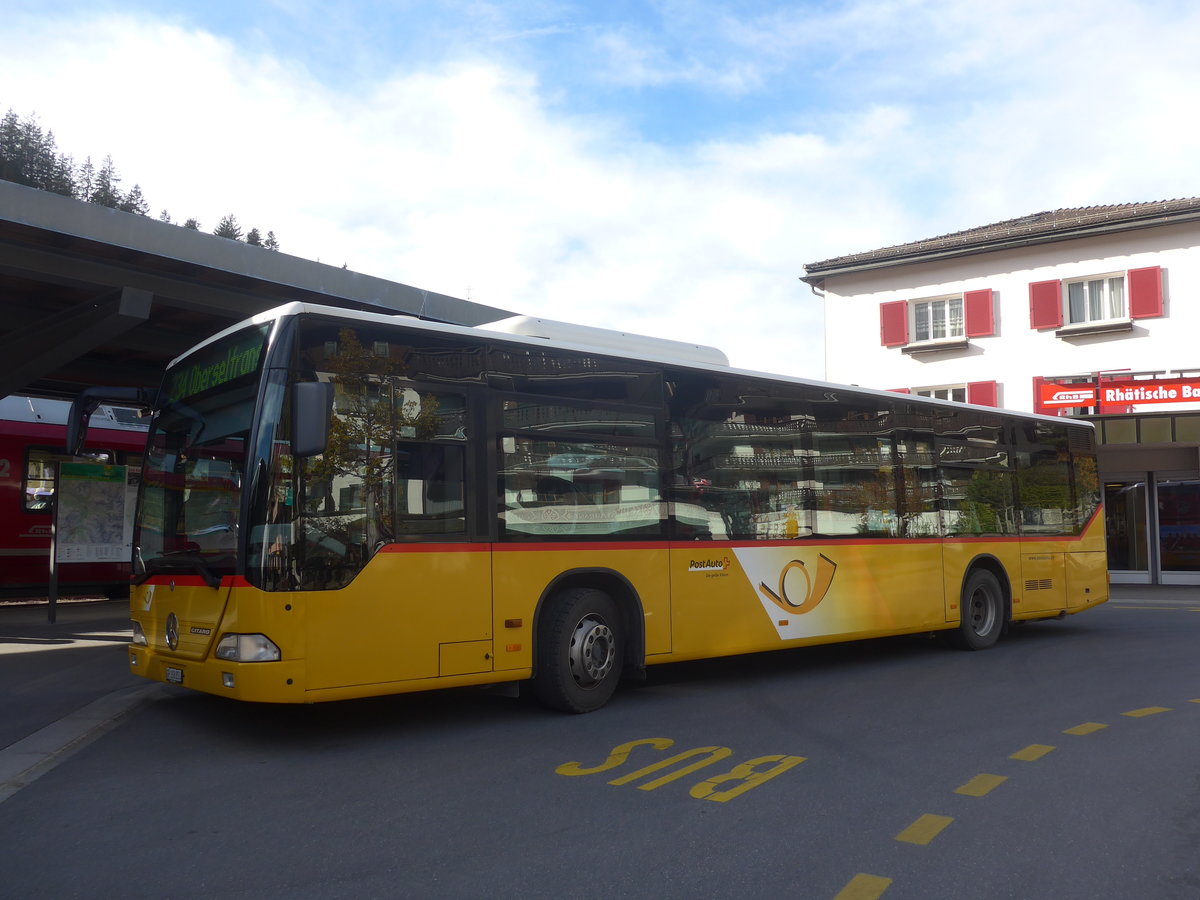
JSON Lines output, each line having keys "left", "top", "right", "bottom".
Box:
{"left": 0, "top": 395, "right": 148, "bottom": 598}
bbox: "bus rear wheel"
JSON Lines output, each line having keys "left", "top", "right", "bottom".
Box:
{"left": 952, "top": 569, "right": 1006, "bottom": 650}
{"left": 534, "top": 588, "right": 622, "bottom": 713}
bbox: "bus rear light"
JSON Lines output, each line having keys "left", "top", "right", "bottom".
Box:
{"left": 131, "top": 621, "right": 147, "bottom": 646}
{"left": 215, "top": 633, "right": 281, "bottom": 662}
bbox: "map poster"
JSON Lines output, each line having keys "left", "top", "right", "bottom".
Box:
{"left": 56, "top": 463, "right": 131, "bottom": 563}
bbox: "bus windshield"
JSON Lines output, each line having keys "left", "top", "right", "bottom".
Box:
{"left": 134, "top": 323, "right": 271, "bottom": 585}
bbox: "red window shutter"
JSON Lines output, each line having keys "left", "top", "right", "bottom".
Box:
{"left": 1128, "top": 266, "right": 1163, "bottom": 318}
{"left": 963, "top": 289, "right": 994, "bottom": 337}
{"left": 880, "top": 300, "right": 908, "bottom": 346}
{"left": 1029, "top": 280, "right": 1062, "bottom": 329}
{"left": 1031, "top": 376, "right": 1048, "bottom": 416}
{"left": 967, "top": 381, "right": 998, "bottom": 407}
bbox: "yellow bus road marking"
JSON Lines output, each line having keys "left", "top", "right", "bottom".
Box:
{"left": 1010, "top": 743, "right": 1055, "bottom": 761}
{"left": 557, "top": 738, "right": 804, "bottom": 802}
{"left": 1190, "top": 699, "right": 1200, "bottom": 704}
{"left": 896, "top": 813, "right": 954, "bottom": 845}
{"left": 1122, "top": 706, "right": 1171, "bottom": 718}
{"left": 834, "top": 873, "right": 893, "bottom": 899}
{"left": 955, "top": 774, "right": 1007, "bottom": 796}
{"left": 1063, "top": 722, "right": 1107, "bottom": 735}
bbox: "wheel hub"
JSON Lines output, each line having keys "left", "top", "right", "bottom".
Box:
{"left": 569, "top": 616, "right": 615, "bottom": 686}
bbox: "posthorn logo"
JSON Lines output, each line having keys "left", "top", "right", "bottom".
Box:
{"left": 758, "top": 554, "right": 838, "bottom": 615}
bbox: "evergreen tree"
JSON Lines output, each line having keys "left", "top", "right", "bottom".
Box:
{"left": 19, "top": 117, "right": 49, "bottom": 188}
{"left": 48, "top": 151, "right": 75, "bottom": 197}
{"left": 213, "top": 213, "right": 243, "bottom": 240}
{"left": 245, "top": 227, "right": 262, "bottom": 246}
{"left": 90, "top": 155, "right": 122, "bottom": 207}
{"left": 183, "top": 217, "right": 201, "bottom": 230}
{"left": 76, "top": 156, "right": 95, "bottom": 202}
{"left": 118, "top": 183, "right": 150, "bottom": 216}
{"left": 264, "top": 230, "right": 280, "bottom": 251}
{"left": 0, "top": 109, "right": 21, "bottom": 184}
{"left": 158, "top": 210, "right": 172, "bottom": 224}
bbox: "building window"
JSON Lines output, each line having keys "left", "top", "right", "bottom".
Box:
{"left": 1065, "top": 275, "right": 1125, "bottom": 325}
{"left": 915, "top": 385, "right": 967, "bottom": 403}
{"left": 1029, "top": 266, "right": 1163, "bottom": 331}
{"left": 881, "top": 289, "right": 993, "bottom": 348}
{"left": 912, "top": 297, "right": 963, "bottom": 342}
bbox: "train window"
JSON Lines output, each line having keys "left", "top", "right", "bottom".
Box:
{"left": 23, "top": 447, "right": 114, "bottom": 512}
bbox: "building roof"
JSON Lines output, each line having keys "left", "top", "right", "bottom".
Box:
{"left": 802, "top": 198, "right": 1200, "bottom": 284}
{"left": 0, "top": 180, "right": 516, "bottom": 399}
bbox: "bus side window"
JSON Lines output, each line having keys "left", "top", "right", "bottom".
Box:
{"left": 395, "top": 442, "right": 465, "bottom": 535}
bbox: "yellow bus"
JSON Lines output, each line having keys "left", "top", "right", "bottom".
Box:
{"left": 87, "top": 302, "right": 1107, "bottom": 712}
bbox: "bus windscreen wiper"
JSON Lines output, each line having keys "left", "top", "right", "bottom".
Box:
{"left": 134, "top": 550, "right": 222, "bottom": 589}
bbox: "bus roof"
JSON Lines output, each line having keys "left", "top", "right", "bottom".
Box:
{"left": 173, "top": 301, "right": 1095, "bottom": 432}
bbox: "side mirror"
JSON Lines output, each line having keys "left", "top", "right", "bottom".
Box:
{"left": 67, "top": 386, "right": 159, "bottom": 456}
{"left": 292, "top": 381, "right": 333, "bottom": 457}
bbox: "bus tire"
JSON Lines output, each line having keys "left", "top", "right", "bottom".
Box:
{"left": 533, "top": 588, "right": 622, "bottom": 713}
{"left": 952, "top": 569, "right": 1005, "bottom": 650}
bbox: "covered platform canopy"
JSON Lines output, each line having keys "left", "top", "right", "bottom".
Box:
{"left": 0, "top": 180, "right": 515, "bottom": 400}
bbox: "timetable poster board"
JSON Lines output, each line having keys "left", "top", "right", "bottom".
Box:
{"left": 56, "top": 463, "right": 132, "bottom": 563}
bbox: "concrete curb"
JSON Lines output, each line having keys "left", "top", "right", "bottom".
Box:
{"left": 0, "top": 682, "right": 165, "bottom": 803}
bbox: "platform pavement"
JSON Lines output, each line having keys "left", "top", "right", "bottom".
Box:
{"left": 0, "top": 597, "right": 162, "bottom": 801}
{"left": 0, "top": 584, "right": 1198, "bottom": 799}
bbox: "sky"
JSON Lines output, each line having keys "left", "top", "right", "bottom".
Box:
{"left": 4, "top": 0, "right": 1200, "bottom": 378}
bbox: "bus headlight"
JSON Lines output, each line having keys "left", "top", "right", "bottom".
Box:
{"left": 215, "top": 633, "right": 281, "bottom": 662}
{"left": 131, "top": 621, "right": 148, "bottom": 646}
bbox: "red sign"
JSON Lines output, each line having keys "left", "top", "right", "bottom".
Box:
{"left": 1040, "top": 377, "right": 1200, "bottom": 410}
{"left": 1099, "top": 377, "right": 1200, "bottom": 406}
{"left": 1039, "top": 384, "right": 1097, "bottom": 408}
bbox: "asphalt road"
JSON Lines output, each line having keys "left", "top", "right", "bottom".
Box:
{"left": 2, "top": 587, "right": 1199, "bottom": 899}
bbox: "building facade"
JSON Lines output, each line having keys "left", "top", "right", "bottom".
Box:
{"left": 802, "top": 199, "right": 1200, "bottom": 585}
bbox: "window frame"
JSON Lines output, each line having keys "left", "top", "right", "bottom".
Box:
{"left": 1061, "top": 272, "right": 1127, "bottom": 328}
{"left": 910, "top": 295, "right": 965, "bottom": 344}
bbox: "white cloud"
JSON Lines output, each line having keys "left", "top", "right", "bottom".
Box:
{"left": 5, "top": 1, "right": 1200, "bottom": 381}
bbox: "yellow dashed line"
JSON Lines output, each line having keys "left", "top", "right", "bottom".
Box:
{"left": 955, "top": 774, "right": 1007, "bottom": 796}
{"left": 833, "top": 873, "right": 893, "bottom": 899}
{"left": 834, "top": 694, "right": 1198, "bottom": 899}
{"left": 1122, "top": 706, "right": 1171, "bottom": 718}
{"left": 1109, "top": 605, "right": 1193, "bottom": 611}
{"left": 895, "top": 813, "right": 954, "bottom": 845}
{"left": 1010, "top": 743, "right": 1055, "bottom": 761}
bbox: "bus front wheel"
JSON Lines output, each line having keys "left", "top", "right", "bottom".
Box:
{"left": 534, "top": 588, "right": 622, "bottom": 713}
{"left": 953, "top": 569, "right": 1005, "bottom": 650}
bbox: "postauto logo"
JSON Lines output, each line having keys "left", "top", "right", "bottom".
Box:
{"left": 688, "top": 556, "right": 732, "bottom": 572}
{"left": 758, "top": 554, "right": 838, "bottom": 615}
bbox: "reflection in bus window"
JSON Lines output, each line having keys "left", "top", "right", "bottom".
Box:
{"left": 499, "top": 437, "right": 665, "bottom": 539}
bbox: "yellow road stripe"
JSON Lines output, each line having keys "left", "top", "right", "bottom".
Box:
{"left": 955, "top": 774, "right": 1007, "bottom": 796}
{"left": 1063, "top": 722, "right": 1107, "bottom": 735}
{"left": 834, "top": 873, "right": 893, "bottom": 899}
{"left": 1010, "top": 744, "right": 1055, "bottom": 761}
{"left": 896, "top": 813, "right": 954, "bottom": 845}
{"left": 1123, "top": 706, "right": 1171, "bottom": 718}
{"left": 1190, "top": 699, "right": 1200, "bottom": 704}
{"left": 1109, "top": 605, "right": 1200, "bottom": 611}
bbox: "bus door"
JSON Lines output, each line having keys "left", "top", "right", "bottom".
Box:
{"left": 304, "top": 386, "right": 492, "bottom": 689}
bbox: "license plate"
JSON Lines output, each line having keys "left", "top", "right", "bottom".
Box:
{"left": 165, "top": 666, "right": 184, "bottom": 684}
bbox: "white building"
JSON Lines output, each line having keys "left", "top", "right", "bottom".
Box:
{"left": 802, "top": 198, "right": 1200, "bottom": 586}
